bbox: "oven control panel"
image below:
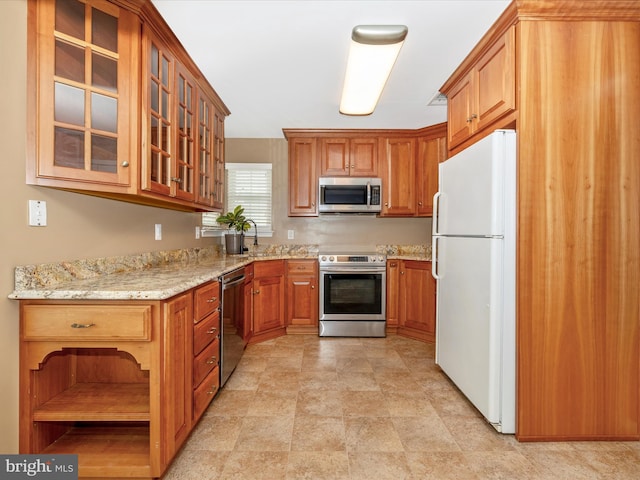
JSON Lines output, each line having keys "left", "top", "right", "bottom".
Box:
{"left": 319, "top": 254, "right": 386, "bottom": 265}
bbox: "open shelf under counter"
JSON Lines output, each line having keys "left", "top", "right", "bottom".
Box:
{"left": 33, "top": 383, "right": 150, "bottom": 422}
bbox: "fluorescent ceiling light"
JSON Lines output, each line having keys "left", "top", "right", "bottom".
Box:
{"left": 339, "top": 25, "right": 408, "bottom": 116}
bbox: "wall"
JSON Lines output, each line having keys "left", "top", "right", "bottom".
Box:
{"left": 226, "top": 138, "right": 432, "bottom": 251}
{"left": 0, "top": 1, "right": 431, "bottom": 454}
{"left": 0, "top": 0, "right": 217, "bottom": 453}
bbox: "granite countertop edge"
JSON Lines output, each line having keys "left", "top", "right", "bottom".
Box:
{"left": 9, "top": 244, "right": 431, "bottom": 301}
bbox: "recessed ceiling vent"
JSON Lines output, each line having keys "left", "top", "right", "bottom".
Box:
{"left": 428, "top": 91, "right": 447, "bottom": 106}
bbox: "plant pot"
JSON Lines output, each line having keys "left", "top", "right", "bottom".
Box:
{"left": 224, "top": 232, "right": 244, "bottom": 255}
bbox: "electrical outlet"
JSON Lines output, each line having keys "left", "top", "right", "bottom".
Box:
{"left": 287, "top": 229, "right": 294, "bottom": 240}
{"left": 155, "top": 224, "right": 162, "bottom": 240}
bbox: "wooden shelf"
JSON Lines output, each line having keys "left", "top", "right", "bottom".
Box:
{"left": 33, "top": 383, "right": 150, "bottom": 422}
{"left": 42, "top": 424, "right": 151, "bottom": 478}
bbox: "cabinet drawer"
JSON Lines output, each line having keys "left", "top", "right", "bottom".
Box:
{"left": 22, "top": 304, "right": 152, "bottom": 341}
{"left": 193, "top": 337, "right": 220, "bottom": 388}
{"left": 254, "top": 259, "right": 285, "bottom": 277}
{"left": 193, "top": 365, "right": 220, "bottom": 419}
{"left": 286, "top": 259, "right": 317, "bottom": 275}
{"left": 194, "top": 281, "right": 220, "bottom": 323}
{"left": 193, "top": 310, "right": 220, "bottom": 356}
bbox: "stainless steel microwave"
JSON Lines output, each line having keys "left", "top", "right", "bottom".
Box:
{"left": 318, "top": 177, "right": 382, "bottom": 213}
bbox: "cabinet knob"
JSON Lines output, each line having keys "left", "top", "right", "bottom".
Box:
{"left": 466, "top": 113, "right": 478, "bottom": 123}
{"left": 351, "top": 164, "right": 355, "bottom": 168}
{"left": 311, "top": 285, "right": 315, "bottom": 289}
{"left": 401, "top": 271, "right": 405, "bottom": 275}
{"left": 254, "top": 289, "right": 260, "bottom": 295}
{"left": 384, "top": 202, "right": 389, "bottom": 206}
{"left": 418, "top": 201, "right": 422, "bottom": 206}
{"left": 121, "top": 161, "right": 129, "bottom": 167}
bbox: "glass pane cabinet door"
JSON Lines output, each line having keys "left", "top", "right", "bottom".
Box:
{"left": 213, "top": 109, "right": 225, "bottom": 210}
{"left": 196, "top": 94, "right": 214, "bottom": 206}
{"left": 32, "top": 0, "right": 135, "bottom": 188}
{"left": 175, "top": 64, "right": 196, "bottom": 201}
{"left": 143, "top": 28, "right": 174, "bottom": 196}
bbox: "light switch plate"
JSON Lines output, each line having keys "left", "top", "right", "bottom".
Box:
{"left": 155, "top": 224, "right": 162, "bottom": 240}
{"left": 28, "top": 200, "right": 47, "bottom": 226}
{"left": 287, "top": 230, "right": 294, "bottom": 240}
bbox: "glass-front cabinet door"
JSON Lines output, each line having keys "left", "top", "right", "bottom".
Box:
{"left": 196, "top": 92, "right": 214, "bottom": 207}
{"left": 30, "top": 0, "right": 137, "bottom": 189}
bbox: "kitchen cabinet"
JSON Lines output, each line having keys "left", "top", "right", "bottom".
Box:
{"left": 379, "top": 137, "right": 417, "bottom": 216}
{"left": 440, "top": 1, "right": 640, "bottom": 441}
{"left": 386, "top": 260, "right": 435, "bottom": 342}
{"left": 416, "top": 124, "right": 448, "bottom": 216}
{"left": 19, "top": 295, "right": 194, "bottom": 478}
{"left": 398, "top": 260, "right": 436, "bottom": 343}
{"left": 27, "top": 0, "right": 139, "bottom": 194}
{"left": 192, "top": 281, "right": 221, "bottom": 422}
{"left": 287, "top": 137, "right": 318, "bottom": 216}
{"left": 385, "top": 259, "right": 400, "bottom": 333}
{"left": 285, "top": 259, "right": 318, "bottom": 334}
{"left": 319, "top": 137, "right": 378, "bottom": 176}
{"left": 250, "top": 260, "right": 286, "bottom": 343}
{"left": 27, "top": 0, "right": 229, "bottom": 213}
{"left": 446, "top": 26, "right": 515, "bottom": 150}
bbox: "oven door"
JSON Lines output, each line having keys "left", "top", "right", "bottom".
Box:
{"left": 319, "top": 268, "right": 386, "bottom": 321}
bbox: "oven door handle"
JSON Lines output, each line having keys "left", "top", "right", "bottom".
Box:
{"left": 320, "top": 267, "right": 385, "bottom": 274}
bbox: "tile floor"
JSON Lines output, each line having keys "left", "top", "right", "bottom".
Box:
{"left": 165, "top": 335, "right": 640, "bottom": 479}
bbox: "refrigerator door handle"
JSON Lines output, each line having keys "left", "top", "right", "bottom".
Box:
{"left": 432, "top": 236, "right": 441, "bottom": 280}
{"left": 432, "top": 192, "right": 441, "bottom": 235}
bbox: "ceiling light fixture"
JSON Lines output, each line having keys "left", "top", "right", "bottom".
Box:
{"left": 339, "top": 25, "right": 408, "bottom": 116}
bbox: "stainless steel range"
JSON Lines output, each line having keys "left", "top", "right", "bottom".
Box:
{"left": 318, "top": 253, "right": 386, "bottom": 337}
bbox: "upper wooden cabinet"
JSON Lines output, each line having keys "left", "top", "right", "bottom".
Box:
{"left": 379, "top": 136, "right": 416, "bottom": 216}
{"left": 284, "top": 125, "right": 446, "bottom": 218}
{"left": 27, "top": 0, "right": 139, "bottom": 193}
{"left": 319, "top": 137, "right": 378, "bottom": 176}
{"left": 27, "top": 0, "right": 229, "bottom": 212}
{"left": 444, "top": 26, "right": 515, "bottom": 150}
{"left": 287, "top": 137, "right": 318, "bottom": 216}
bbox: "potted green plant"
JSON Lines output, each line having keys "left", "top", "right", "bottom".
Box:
{"left": 216, "top": 205, "right": 250, "bottom": 254}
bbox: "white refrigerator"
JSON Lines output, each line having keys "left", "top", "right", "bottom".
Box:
{"left": 431, "top": 129, "right": 516, "bottom": 434}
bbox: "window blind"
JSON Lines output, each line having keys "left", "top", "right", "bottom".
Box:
{"left": 225, "top": 163, "right": 272, "bottom": 233}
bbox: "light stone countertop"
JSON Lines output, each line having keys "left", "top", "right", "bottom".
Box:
{"left": 8, "top": 243, "right": 431, "bottom": 301}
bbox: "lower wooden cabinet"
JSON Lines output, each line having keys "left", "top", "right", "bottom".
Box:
{"left": 250, "top": 260, "right": 286, "bottom": 343}
{"left": 18, "top": 283, "right": 221, "bottom": 479}
{"left": 285, "top": 259, "right": 319, "bottom": 334}
{"left": 387, "top": 259, "right": 436, "bottom": 342}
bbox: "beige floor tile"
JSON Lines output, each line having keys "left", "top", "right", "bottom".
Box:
{"left": 296, "top": 389, "right": 343, "bottom": 417}
{"left": 348, "top": 451, "right": 412, "bottom": 480}
{"left": 291, "top": 415, "right": 346, "bottom": 452}
{"left": 345, "top": 417, "right": 404, "bottom": 452}
{"left": 340, "top": 390, "right": 390, "bottom": 417}
{"left": 220, "top": 451, "right": 288, "bottom": 480}
{"left": 205, "top": 389, "right": 256, "bottom": 417}
{"left": 286, "top": 451, "right": 350, "bottom": 480}
{"left": 163, "top": 450, "right": 228, "bottom": 480}
{"left": 234, "top": 416, "right": 295, "bottom": 452}
{"left": 392, "top": 414, "right": 461, "bottom": 452}
{"left": 166, "top": 335, "right": 639, "bottom": 479}
{"left": 185, "top": 415, "right": 243, "bottom": 452}
{"left": 406, "top": 451, "right": 480, "bottom": 480}
{"left": 246, "top": 389, "right": 298, "bottom": 416}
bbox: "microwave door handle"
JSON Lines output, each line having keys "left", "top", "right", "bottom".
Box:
{"left": 366, "top": 182, "right": 371, "bottom": 206}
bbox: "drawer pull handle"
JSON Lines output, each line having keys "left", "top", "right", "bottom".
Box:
{"left": 207, "top": 327, "right": 218, "bottom": 335}
{"left": 206, "top": 386, "right": 217, "bottom": 395}
{"left": 71, "top": 323, "right": 96, "bottom": 329}
{"left": 207, "top": 356, "right": 217, "bottom": 365}
{"left": 207, "top": 297, "right": 218, "bottom": 303}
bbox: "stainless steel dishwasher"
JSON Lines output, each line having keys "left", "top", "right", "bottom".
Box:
{"left": 219, "top": 267, "right": 247, "bottom": 386}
